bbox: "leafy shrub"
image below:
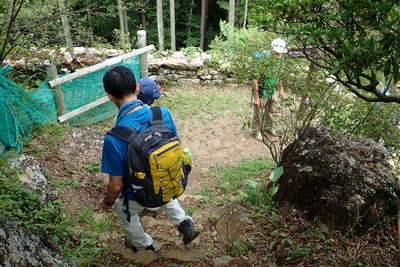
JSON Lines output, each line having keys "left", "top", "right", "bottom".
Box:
{"left": 181, "top": 46, "right": 202, "bottom": 58}
{"left": 0, "top": 176, "right": 61, "bottom": 234}
{"left": 319, "top": 92, "right": 400, "bottom": 170}
{"left": 0, "top": 164, "right": 104, "bottom": 265}
{"left": 209, "top": 21, "right": 276, "bottom": 81}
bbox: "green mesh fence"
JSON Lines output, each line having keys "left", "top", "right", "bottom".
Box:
{"left": 0, "top": 56, "right": 141, "bottom": 155}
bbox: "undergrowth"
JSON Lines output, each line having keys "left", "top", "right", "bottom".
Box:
{"left": 208, "top": 156, "right": 276, "bottom": 214}
{"left": 0, "top": 153, "right": 106, "bottom": 266}
{"left": 0, "top": 122, "right": 108, "bottom": 266}
{"left": 203, "top": 157, "right": 399, "bottom": 266}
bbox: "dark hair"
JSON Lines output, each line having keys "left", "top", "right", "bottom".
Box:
{"left": 103, "top": 66, "right": 137, "bottom": 99}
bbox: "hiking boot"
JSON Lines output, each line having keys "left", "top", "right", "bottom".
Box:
{"left": 177, "top": 219, "right": 200, "bottom": 245}
{"left": 125, "top": 237, "right": 155, "bottom": 253}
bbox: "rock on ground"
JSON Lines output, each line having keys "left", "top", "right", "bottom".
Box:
{"left": 216, "top": 203, "right": 252, "bottom": 244}
{"left": 119, "top": 248, "right": 158, "bottom": 265}
{"left": 213, "top": 255, "right": 235, "bottom": 266}
{"left": 161, "top": 248, "right": 207, "bottom": 262}
{"left": 277, "top": 125, "right": 399, "bottom": 233}
{"left": 8, "top": 154, "right": 58, "bottom": 201}
{"left": 0, "top": 217, "right": 71, "bottom": 266}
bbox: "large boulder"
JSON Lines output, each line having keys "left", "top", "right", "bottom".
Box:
{"left": 277, "top": 125, "right": 399, "bottom": 234}
{"left": 0, "top": 217, "right": 70, "bottom": 266}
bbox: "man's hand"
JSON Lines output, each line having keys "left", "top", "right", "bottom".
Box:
{"left": 98, "top": 175, "right": 123, "bottom": 213}
{"left": 253, "top": 96, "right": 261, "bottom": 106}
{"left": 98, "top": 198, "right": 113, "bottom": 212}
{"left": 278, "top": 80, "right": 284, "bottom": 98}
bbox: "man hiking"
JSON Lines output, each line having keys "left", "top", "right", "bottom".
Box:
{"left": 251, "top": 38, "right": 286, "bottom": 140}
{"left": 138, "top": 77, "right": 163, "bottom": 105}
{"left": 98, "top": 66, "right": 199, "bottom": 252}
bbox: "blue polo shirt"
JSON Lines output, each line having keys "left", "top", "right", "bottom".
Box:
{"left": 101, "top": 99, "right": 178, "bottom": 200}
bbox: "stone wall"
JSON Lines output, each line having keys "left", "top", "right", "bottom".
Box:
{"left": 4, "top": 47, "right": 236, "bottom": 84}
{"left": 148, "top": 51, "right": 236, "bottom": 85}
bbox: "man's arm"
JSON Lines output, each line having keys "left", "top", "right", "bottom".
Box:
{"left": 161, "top": 107, "right": 178, "bottom": 137}
{"left": 98, "top": 175, "right": 123, "bottom": 212}
{"left": 252, "top": 79, "right": 260, "bottom": 106}
{"left": 278, "top": 80, "right": 284, "bottom": 97}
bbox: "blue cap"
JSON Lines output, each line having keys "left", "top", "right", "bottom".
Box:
{"left": 138, "top": 77, "right": 161, "bottom": 105}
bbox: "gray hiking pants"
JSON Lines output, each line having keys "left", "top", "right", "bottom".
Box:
{"left": 113, "top": 197, "right": 191, "bottom": 248}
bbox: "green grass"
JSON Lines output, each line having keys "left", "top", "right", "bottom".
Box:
{"left": 210, "top": 156, "right": 274, "bottom": 191}
{"left": 197, "top": 185, "right": 217, "bottom": 203}
{"left": 0, "top": 166, "right": 104, "bottom": 266}
{"left": 85, "top": 163, "right": 100, "bottom": 174}
{"left": 25, "top": 123, "right": 72, "bottom": 156}
{"left": 208, "top": 157, "right": 276, "bottom": 212}
{"left": 157, "top": 85, "right": 252, "bottom": 120}
{"left": 184, "top": 206, "right": 197, "bottom": 217}
{"left": 226, "top": 240, "right": 252, "bottom": 257}
{"left": 50, "top": 178, "right": 81, "bottom": 189}
{"left": 77, "top": 207, "right": 117, "bottom": 233}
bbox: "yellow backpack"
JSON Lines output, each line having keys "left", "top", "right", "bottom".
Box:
{"left": 108, "top": 107, "right": 192, "bottom": 208}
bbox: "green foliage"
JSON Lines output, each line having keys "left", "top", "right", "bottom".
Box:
{"left": 210, "top": 157, "right": 276, "bottom": 210}
{"left": 4, "top": 66, "right": 47, "bottom": 90}
{"left": 251, "top": 0, "right": 400, "bottom": 103}
{"left": 197, "top": 185, "right": 216, "bottom": 204}
{"left": 321, "top": 94, "right": 399, "bottom": 142}
{"left": 268, "top": 166, "right": 284, "bottom": 197}
{"left": 0, "top": 165, "right": 104, "bottom": 265}
{"left": 226, "top": 240, "right": 252, "bottom": 257}
{"left": 85, "top": 163, "right": 100, "bottom": 174}
{"left": 319, "top": 92, "right": 400, "bottom": 170}
{"left": 269, "top": 166, "right": 283, "bottom": 183}
{"left": 77, "top": 207, "right": 117, "bottom": 233}
{"left": 1, "top": 0, "right": 230, "bottom": 59}
{"left": 210, "top": 157, "right": 273, "bottom": 191}
{"left": 209, "top": 21, "right": 276, "bottom": 81}
{"left": 0, "top": 177, "right": 60, "bottom": 233}
{"left": 184, "top": 206, "right": 197, "bottom": 217}
{"left": 180, "top": 46, "right": 202, "bottom": 58}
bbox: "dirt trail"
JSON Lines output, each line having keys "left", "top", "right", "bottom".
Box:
{"left": 177, "top": 112, "right": 266, "bottom": 194}
{"left": 27, "top": 85, "right": 399, "bottom": 266}
{"left": 30, "top": 84, "right": 267, "bottom": 266}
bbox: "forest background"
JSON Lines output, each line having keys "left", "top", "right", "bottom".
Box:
{"left": 0, "top": 0, "right": 249, "bottom": 53}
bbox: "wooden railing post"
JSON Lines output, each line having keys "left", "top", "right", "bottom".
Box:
{"left": 137, "top": 30, "right": 148, "bottom": 77}
{"left": 46, "top": 63, "right": 67, "bottom": 116}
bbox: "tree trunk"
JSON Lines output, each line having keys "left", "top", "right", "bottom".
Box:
{"left": 86, "top": 1, "right": 94, "bottom": 45}
{"left": 228, "top": 0, "right": 235, "bottom": 26}
{"left": 200, "top": 0, "right": 207, "bottom": 50}
{"left": 243, "top": 0, "right": 248, "bottom": 28}
{"left": 141, "top": 12, "right": 147, "bottom": 31}
{"left": 169, "top": 0, "right": 176, "bottom": 51}
{"left": 123, "top": 5, "right": 130, "bottom": 47}
{"left": 58, "top": 0, "right": 73, "bottom": 47}
{"left": 297, "top": 62, "right": 318, "bottom": 120}
{"left": 156, "top": 0, "right": 164, "bottom": 51}
{"left": 117, "top": 0, "right": 126, "bottom": 46}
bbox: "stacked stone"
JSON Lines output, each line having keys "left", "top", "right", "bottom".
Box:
{"left": 3, "top": 47, "right": 125, "bottom": 73}
{"left": 4, "top": 47, "right": 237, "bottom": 84}
{"left": 148, "top": 52, "right": 235, "bottom": 85}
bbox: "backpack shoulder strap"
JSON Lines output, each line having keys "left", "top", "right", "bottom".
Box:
{"left": 107, "top": 126, "right": 137, "bottom": 143}
{"left": 150, "top": 106, "right": 164, "bottom": 125}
